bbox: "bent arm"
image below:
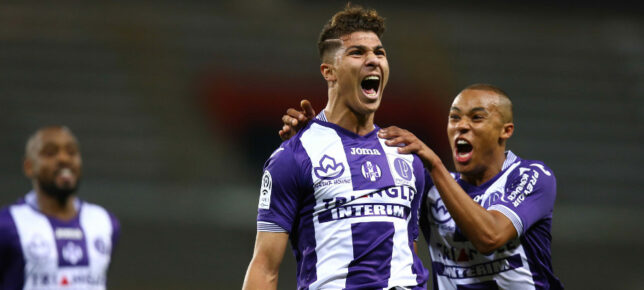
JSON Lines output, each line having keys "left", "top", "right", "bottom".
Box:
{"left": 428, "top": 159, "right": 517, "bottom": 254}
{"left": 379, "top": 126, "right": 516, "bottom": 254}
{"left": 242, "top": 231, "right": 289, "bottom": 290}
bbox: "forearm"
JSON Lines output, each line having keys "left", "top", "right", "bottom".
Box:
{"left": 428, "top": 159, "right": 513, "bottom": 253}
{"left": 243, "top": 231, "right": 287, "bottom": 290}
{"left": 243, "top": 258, "right": 279, "bottom": 290}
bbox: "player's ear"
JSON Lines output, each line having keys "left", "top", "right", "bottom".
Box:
{"left": 500, "top": 122, "right": 514, "bottom": 140}
{"left": 320, "top": 63, "right": 336, "bottom": 82}
{"left": 23, "top": 158, "right": 34, "bottom": 178}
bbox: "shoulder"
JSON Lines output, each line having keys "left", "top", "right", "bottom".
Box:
{"left": 0, "top": 199, "right": 28, "bottom": 229}
{"left": 264, "top": 121, "right": 323, "bottom": 169}
{"left": 0, "top": 206, "right": 19, "bottom": 246}
{"left": 0, "top": 206, "right": 15, "bottom": 230}
{"left": 80, "top": 201, "right": 119, "bottom": 229}
{"left": 510, "top": 158, "right": 556, "bottom": 181}
{"left": 505, "top": 157, "right": 557, "bottom": 199}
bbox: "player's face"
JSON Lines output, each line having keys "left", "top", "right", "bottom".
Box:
{"left": 26, "top": 129, "right": 82, "bottom": 200}
{"left": 447, "top": 90, "right": 506, "bottom": 175}
{"left": 333, "top": 31, "right": 389, "bottom": 115}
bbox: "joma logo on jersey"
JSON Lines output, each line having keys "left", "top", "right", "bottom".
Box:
{"left": 350, "top": 147, "right": 381, "bottom": 155}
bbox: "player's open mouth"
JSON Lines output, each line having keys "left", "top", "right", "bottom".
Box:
{"left": 455, "top": 139, "right": 473, "bottom": 163}
{"left": 361, "top": 75, "right": 380, "bottom": 99}
{"left": 56, "top": 167, "right": 75, "bottom": 183}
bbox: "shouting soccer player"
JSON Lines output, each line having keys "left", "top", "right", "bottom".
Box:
{"left": 281, "top": 84, "right": 564, "bottom": 289}
{"left": 243, "top": 4, "right": 429, "bottom": 290}
{"left": 0, "top": 126, "right": 120, "bottom": 289}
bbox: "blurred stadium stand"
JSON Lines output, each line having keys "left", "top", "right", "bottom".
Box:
{"left": 0, "top": 1, "right": 642, "bottom": 289}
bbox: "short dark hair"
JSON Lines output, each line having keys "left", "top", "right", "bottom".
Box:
{"left": 462, "top": 83, "right": 513, "bottom": 122}
{"left": 462, "top": 83, "right": 510, "bottom": 101}
{"left": 25, "top": 126, "right": 77, "bottom": 159}
{"left": 317, "top": 3, "right": 385, "bottom": 62}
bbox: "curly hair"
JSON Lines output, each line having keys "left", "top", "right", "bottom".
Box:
{"left": 317, "top": 3, "right": 386, "bottom": 62}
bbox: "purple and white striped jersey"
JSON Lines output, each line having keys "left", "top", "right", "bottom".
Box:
{"left": 256, "top": 113, "right": 429, "bottom": 289}
{"left": 0, "top": 191, "right": 119, "bottom": 290}
{"left": 421, "top": 151, "right": 563, "bottom": 290}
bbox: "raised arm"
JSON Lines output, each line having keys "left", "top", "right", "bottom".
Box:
{"left": 242, "top": 231, "right": 289, "bottom": 290}
{"left": 278, "top": 100, "right": 316, "bottom": 140}
{"left": 378, "top": 126, "right": 516, "bottom": 254}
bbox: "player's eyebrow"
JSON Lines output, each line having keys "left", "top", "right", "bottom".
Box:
{"left": 468, "top": 107, "right": 487, "bottom": 114}
{"left": 450, "top": 106, "right": 461, "bottom": 112}
{"left": 346, "top": 45, "right": 385, "bottom": 51}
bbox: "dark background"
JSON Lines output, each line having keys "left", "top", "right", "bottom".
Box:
{"left": 1, "top": 1, "right": 642, "bottom": 289}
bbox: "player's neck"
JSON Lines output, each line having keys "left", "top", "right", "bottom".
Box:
{"left": 324, "top": 93, "right": 375, "bottom": 136}
{"left": 34, "top": 188, "right": 78, "bottom": 221}
{"left": 323, "top": 107, "right": 375, "bottom": 136}
{"left": 460, "top": 150, "right": 506, "bottom": 186}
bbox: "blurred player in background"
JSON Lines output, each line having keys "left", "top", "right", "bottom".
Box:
{"left": 281, "top": 84, "right": 564, "bottom": 289}
{"left": 0, "top": 126, "right": 120, "bottom": 290}
{"left": 243, "top": 4, "right": 429, "bottom": 289}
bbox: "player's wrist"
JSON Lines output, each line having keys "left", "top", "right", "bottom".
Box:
{"left": 424, "top": 154, "right": 443, "bottom": 172}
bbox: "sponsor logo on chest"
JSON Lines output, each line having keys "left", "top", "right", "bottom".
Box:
{"left": 350, "top": 147, "right": 381, "bottom": 155}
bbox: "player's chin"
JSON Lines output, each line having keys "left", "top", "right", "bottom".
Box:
{"left": 358, "top": 97, "right": 382, "bottom": 113}
{"left": 453, "top": 161, "right": 472, "bottom": 174}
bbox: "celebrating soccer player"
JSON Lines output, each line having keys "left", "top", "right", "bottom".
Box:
{"left": 379, "top": 84, "right": 563, "bottom": 289}
{"left": 243, "top": 4, "right": 430, "bottom": 289}
{"left": 280, "top": 84, "right": 564, "bottom": 289}
{"left": 0, "top": 126, "right": 120, "bottom": 289}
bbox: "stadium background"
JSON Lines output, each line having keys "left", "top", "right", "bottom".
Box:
{"left": 1, "top": 1, "right": 642, "bottom": 289}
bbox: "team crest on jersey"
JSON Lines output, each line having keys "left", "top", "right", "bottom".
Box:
{"left": 314, "top": 155, "right": 345, "bottom": 180}
{"left": 258, "top": 170, "right": 272, "bottom": 209}
{"left": 393, "top": 158, "right": 412, "bottom": 181}
{"left": 62, "top": 241, "right": 84, "bottom": 265}
{"left": 361, "top": 161, "right": 382, "bottom": 182}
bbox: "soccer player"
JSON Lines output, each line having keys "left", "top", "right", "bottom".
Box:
{"left": 243, "top": 4, "right": 429, "bottom": 290}
{"left": 0, "top": 126, "right": 120, "bottom": 290}
{"left": 281, "top": 84, "right": 564, "bottom": 289}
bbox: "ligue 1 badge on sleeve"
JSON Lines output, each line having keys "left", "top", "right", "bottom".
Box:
{"left": 258, "top": 170, "right": 272, "bottom": 209}
{"left": 393, "top": 158, "right": 412, "bottom": 181}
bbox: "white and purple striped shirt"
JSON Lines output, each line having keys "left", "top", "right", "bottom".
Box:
{"left": 257, "top": 113, "right": 428, "bottom": 289}
{"left": 421, "top": 151, "right": 564, "bottom": 289}
{"left": 0, "top": 192, "right": 119, "bottom": 290}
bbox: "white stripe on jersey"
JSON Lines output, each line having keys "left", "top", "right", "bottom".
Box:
{"left": 301, "top": 123, "right": 353, "bottom": 289}
{"left": 257, "top": 221, "right": 287, "bottom": 232}
{"left": 488, "top": 204, "right": 524, "bottom": 235}
{"left": 300, "top": 123, "right": 421, "bottom": 289}
{"left": 9, "top": 200, "right": 113, "bottom": 290}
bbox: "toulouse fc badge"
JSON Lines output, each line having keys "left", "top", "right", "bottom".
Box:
{"left": 361, "top": 161, "right": 382, "bottom": 182}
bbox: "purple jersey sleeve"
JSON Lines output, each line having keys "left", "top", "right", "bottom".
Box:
{"left": 256, "top": 144, "right": 306, "bottom": 233}
{"left": 489, "top": 161, "right": 557, "bottom": 235}
{"left": 411, "top": 156, "right": 429, "bottom": 241}
{"left": 0, "top": 208, "right": 12, "bottom": 279}
{"left": 109, "top": 212, "right": 120, "bottom": 250}
{"left": 0, "top": 207, "right": 25, "bottom": 289}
